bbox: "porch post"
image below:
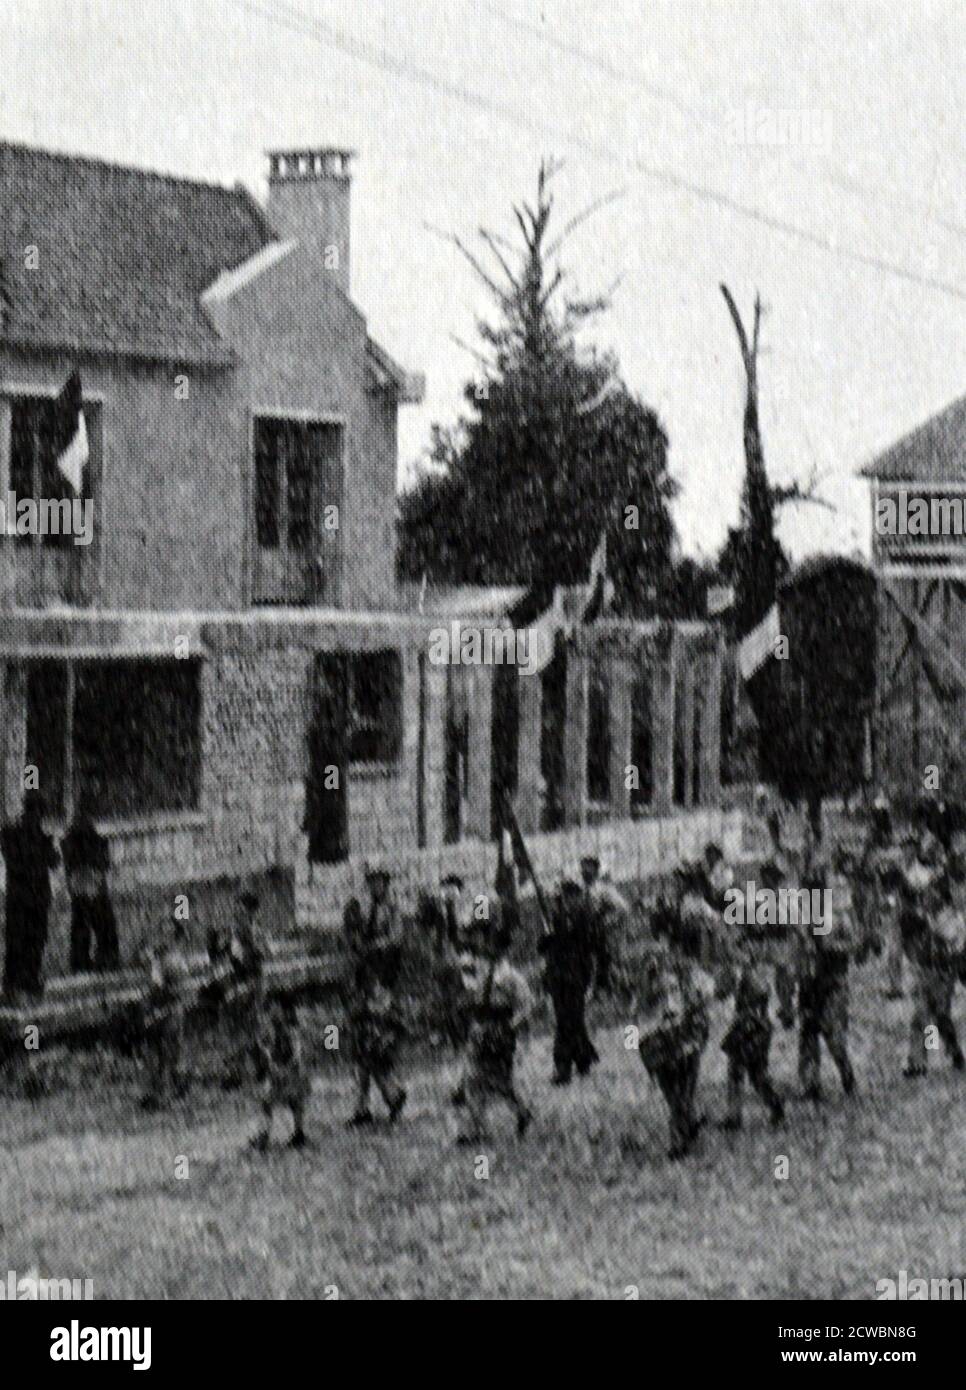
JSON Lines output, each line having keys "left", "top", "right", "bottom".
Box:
{"left": 679, "top": 648, "right": 697, "bottom": 810}
{"left": 699, "top": 637, "right": 724, "bottom": 806}
{"left": 0, "top": 398, "right": 11, "bottom": 607}
{"left": 608, "top": 651, "right": 635, "bottom": 820}
{"left": 516, "top": 669, "right": 543, "bottom": 833}
{"left": 651, "top": 628, "right": 678, "bottom": 816}
{"left": 2, "top": 663, "right": 28, "bottom": 820}
{"left": 420, "top": 658, "right": 447, "bottom": 849}
{"left": 563, "top": 643, "right": 589, "bottom": 826}
{"left": 465, "top": 665, "right": 494, "bottom": 839}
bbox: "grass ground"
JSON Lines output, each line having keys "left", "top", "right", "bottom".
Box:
{"left": 2, "top": 968, "right": 965, "bottom": 1300}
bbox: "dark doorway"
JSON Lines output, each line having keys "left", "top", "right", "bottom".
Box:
{"left": 541, "top": 649, "right": 566, "bottom": 829}
{"left": 631, "top": 669, "right": 653, "bottom": 813}
{"left": 306, "top": 654, "right": 349, "bottom": 865}
{"left": 444, "top": 669, "right": 468, "bottom": 845}
{"left": 489, "top": 663, "right": 518, "bottom": 839}
{"left": 25, "top": 662, "right": 69, "bottom": 817}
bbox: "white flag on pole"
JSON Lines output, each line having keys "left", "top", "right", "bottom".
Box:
{"left": 52, "top": 369, "right": 89, "bottom": 494}
{"left": 522, "top": 587, "right": 562, "bottom": 675}
{"left": 738, "top": 602, "right": 780, "bottom": 680}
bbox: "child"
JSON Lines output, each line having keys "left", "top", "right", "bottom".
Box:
{"left": 900, "top": 830, "right": 964, "bottom": 1077}
{"left": 348, "top": 977, "right": 407, "bottom": 1126}
{"left": 718, "top": 861, "right": 786, "bottom": 1131}
{"left": 719, "top": 940, "right": 785, "bottom": 1131}
{"left": 457, "top": 924, "right": 534, "bottom": 1144}
{"left": 251, "top": 999, "right": 311, "bottom": 1151}
{"left": 638, "top": 908, "right": 715, "bottom": 1159}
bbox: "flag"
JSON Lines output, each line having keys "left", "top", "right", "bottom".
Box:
{"left": 738, "top": 601, "right": 780, "bottom": 680}
{"left": 523, "top": 586, "right": 562, "bottom": 675}
{"left": 49, "top": 369, "right": 88, "bottom": 493}
{"left": 580, "top": 532, "right": 615, "bottom": 623}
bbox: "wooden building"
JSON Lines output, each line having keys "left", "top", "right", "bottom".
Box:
{"left": 862, "top": 395, "right": 966, "bottom": 806}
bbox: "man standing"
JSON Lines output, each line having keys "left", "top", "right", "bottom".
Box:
{"left": 457, "top": 920, "right": 534, "bottom": 1145}
{"left": 1, "top": 789, "right": 59, "bottom": 1000}
{"left": 794, "top": 848, "right": 858, "bottom": 1102}
{"left": 580, "top": 852, "right": 629, "bottom": 927}
{"left": 539, "top": 875, "right": 610, "bottom": 1085}
{"left": 62, "top": 791, "right": 118, "bottom": 973}
{"left": 418, "top": 870, "right": 465, "bottom": 964}
{"left": 344, "top": 863, "right": 404, "bottom": 993}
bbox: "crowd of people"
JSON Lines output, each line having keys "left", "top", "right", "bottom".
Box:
{"left": 634, "top": 795, "right": 966, "bottom": 1157}
{"left": 4, "top": 791, "right": 965, "bottom": 1163}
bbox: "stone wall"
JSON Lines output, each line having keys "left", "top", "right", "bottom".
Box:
{"left": 295, "top": 806, "right": 744, "bottom": 930}
{"left": 0, "top": 623, "right": 432, "bottom": 970}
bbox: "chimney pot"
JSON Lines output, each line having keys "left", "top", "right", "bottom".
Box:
{"left": 266, "top": 146, "right": 355, "bottom": 292}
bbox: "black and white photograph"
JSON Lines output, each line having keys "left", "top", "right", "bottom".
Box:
{"left": 0, "top": 0, "right": 964, "bottom": 1341}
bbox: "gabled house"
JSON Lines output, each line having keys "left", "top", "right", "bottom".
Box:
{"left": 0, "top": 140, "right": 435, "bottom": 966}
{"left": 0, "top": 140, "right": 729, "bottom": 979}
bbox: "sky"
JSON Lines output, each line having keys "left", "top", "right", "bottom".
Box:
{"left": 2, "top": 0, "right": 965, "bottom": 562}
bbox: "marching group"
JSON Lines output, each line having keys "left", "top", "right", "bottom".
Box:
{"left": 638, "top": 795, "right": 966, "bottom": 1157}
{"left": 134, "top": 792, "right": 966, "bottom": 1161}
{"left": 5, "top": 789, "right": 964, "bottom": 1164}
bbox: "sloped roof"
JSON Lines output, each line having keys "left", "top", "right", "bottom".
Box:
{"left": 366, "top": 336, "right": 425, "bottom": 403}
{"left": 0, "top": 140, "right": 275, "bottom": 365}
{"left": 861, "top": 392, "right": 966, "bottom": 483}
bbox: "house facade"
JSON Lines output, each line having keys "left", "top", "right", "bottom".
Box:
{"left": 0, "top": 141, "right": 438, "bottom": 967}
{"left": 0, "top": 140, "right": 727, "bottom": 975}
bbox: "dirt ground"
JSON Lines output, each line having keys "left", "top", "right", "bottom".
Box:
{"left": 3, "top": 959, "right": 965, "bottom": 1301}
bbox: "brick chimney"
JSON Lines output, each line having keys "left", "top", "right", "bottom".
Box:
{"left": 266, "top": 148, "right": 353, "bottom": 294}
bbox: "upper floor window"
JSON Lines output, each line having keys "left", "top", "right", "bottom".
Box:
{"left": 7, "top": 394, "right": 98, "bottom": 548}
{"left": 253, "top": 415, "right": 340, "bottom": 605}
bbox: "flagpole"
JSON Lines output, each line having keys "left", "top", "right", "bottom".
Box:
{"left": 501, "top": 791, "right": 552, "bottom": 935}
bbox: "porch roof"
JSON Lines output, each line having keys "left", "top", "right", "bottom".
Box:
{"left": 0, "top": 612, "right": 208, "bottom": 659}
{"left": 0, "top": 606, "right": 450, "bottom": 658}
